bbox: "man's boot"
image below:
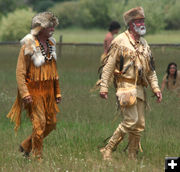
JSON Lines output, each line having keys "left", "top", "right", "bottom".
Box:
{"left": 19, "top": 135, "right": 32, "bottom": 158}
{"left": 100, "top": 147, "right": 113, "bottom": 161}
{"left": 128, "top": 134, "right": 140, "bottom": 160}
{"left": 100, "top": 128, "right": 125, "bottom": 161}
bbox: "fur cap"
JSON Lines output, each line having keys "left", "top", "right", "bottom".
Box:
{"left": 31, "top": 12, "right": 59, "bottom": 36}
{"left": 123, "top": 7, "right": 145, "bottom": 25}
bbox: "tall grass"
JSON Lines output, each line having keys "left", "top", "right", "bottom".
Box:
{"left": 0, "top": 44, "right": 180, "bottom": 171}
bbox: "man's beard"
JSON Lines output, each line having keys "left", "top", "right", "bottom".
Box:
{"left": 133, "top": 23, "right": 146, "bottom": 36}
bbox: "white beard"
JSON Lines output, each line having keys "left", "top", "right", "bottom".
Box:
{"left": 133, "top": 23, "right": 146, "bottom": 36}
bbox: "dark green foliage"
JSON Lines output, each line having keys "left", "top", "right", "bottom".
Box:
{"left": 0, "top": 8, "right": 35, "bottom": 41}
{"left": 33, "top": 0, "right": 55, "bottom": 12}
{"left": 53, "top": 0, "right": 74, "bottom": 2}
{"left": 0, "top": 0, "right": 180, "bottom": 35}
{"left": 0, "top": 0, "right": 26, "bottom": 15}
{"left": 49, "top": 0, "right": 180, "bottom": 32}
{"left": 24, "top": 0, "right": 55, "bottom": 12}
{"left": 165, "top": 0, "right": 180, "bottom": 30}
{"left": 49, "top": 0, "right": 111, "bottom": 29}
{"left": 78, "top": 0, "right": 111, "bottom": 28}
{"left": 50, "top": 1, "right": 80, "bottom": 28}
{"left": 25, "top": 0, "right": 72, "bottom": 5}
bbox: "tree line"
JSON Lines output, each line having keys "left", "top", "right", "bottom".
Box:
{"left": 0, "top": 0, "right": 179, "bottom": 41}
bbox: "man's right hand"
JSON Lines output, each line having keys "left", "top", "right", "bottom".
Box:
{"left": 100, "top": 92, "right": 108, "bottom": 99}
{"left": 23, "top": 95, "right": 33, "bottom": 105}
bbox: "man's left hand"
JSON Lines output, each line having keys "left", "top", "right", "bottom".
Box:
{"left": 155, "top": 91, "right": 162, "bottom": 103}
{"left": 56, "top": 97, "right": 61, "bottom": 104}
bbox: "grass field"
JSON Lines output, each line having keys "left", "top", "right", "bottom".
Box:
{"left": 54, "top": 28, "right": 180, "bottom": 44}
{"left": 0, "top": 44, "right": 180, "bottom": 171}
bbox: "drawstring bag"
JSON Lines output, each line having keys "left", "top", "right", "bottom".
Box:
{"left": 116, "top": 85, "right": 137, "bottom": 107}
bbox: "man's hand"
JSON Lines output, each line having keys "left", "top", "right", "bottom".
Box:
{"left": 155, "top": 91, "right": 162, "bottom": 103}
{"left": 56, "top": 97, "right": 61, "bottom": 104}
{"left": 100, "top": 92, "right": 108, "bottom": 99}
{"left": 23, "top": 95, "right": 33, "bottom": 105}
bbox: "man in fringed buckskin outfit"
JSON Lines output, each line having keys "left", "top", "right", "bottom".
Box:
{"left": 7, "top": 12, "right": 61, "bottom": 161}
{"left": 99, "top": 7, "right": 162, "bottom": 160}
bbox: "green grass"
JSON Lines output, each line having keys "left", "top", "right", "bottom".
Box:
{"left": 145, "top": 30, "right": 180, "bottom": 44}
{"left": 0, "top": 44, "right": 180, "bottom": 171}
{"left": 54, "top": 28, "right": 107, "bottom": 43}
{"left": 54, "top": 27, "right": 180, "bottom": 44}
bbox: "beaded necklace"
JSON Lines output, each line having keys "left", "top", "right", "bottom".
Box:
{"left": 39, "top": 39, "right": 53, "bottom": 61}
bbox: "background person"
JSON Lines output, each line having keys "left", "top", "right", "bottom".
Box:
{"left": 161, "top": 62, "right": 180, "bottom": 94}
{"left": 101, "top": 21, "right": 121, "bottom": 63}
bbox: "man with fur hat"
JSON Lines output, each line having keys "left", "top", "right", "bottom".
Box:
{"left": 99, "top": 7, "right": 162, "bottom": 160}
{"left": 7, "top": 12, "right": 61, "bottom": 161}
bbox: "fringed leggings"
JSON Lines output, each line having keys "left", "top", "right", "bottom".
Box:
{"left": 21, "top": 98, "right": 57, "bottom": 158}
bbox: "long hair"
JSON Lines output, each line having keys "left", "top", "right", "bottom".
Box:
{"left": 166, "top": 62, "right": 177, "bottom": 88}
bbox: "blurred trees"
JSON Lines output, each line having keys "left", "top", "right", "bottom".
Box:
{"left": 0, "top": 0, "right": 180, "bottom": 41}
{"left": 0, "top": 8, "right": 35, "bottom": 41}
{"left": 48, "top": 0, "right": 180, "bottom": 32}
{"left": 24, "top": 0, "right": 75, "bottom": 12}
{"left": 165, "top": 0, "right": 180, "bottom": 30}
{"left": 33, "top": 0, "right": 55, "bottom": 12}
{"left": 0, "top": 0, "right": 26, "bottom": 14}
{"left": 51, "top": 0, "right": 111, "bottom": 28}
{"left": 78, "top": 0, "right": 111, "bottom": 28}
{"left": 50, "top": 1, "right": 80, "bottom": 28}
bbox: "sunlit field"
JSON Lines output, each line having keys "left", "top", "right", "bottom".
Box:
{"left": 54, "top": 28, "right": 180, "bottom": 44}
{"left": 0, "top": 44, "right": 180, "bottom": 171}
